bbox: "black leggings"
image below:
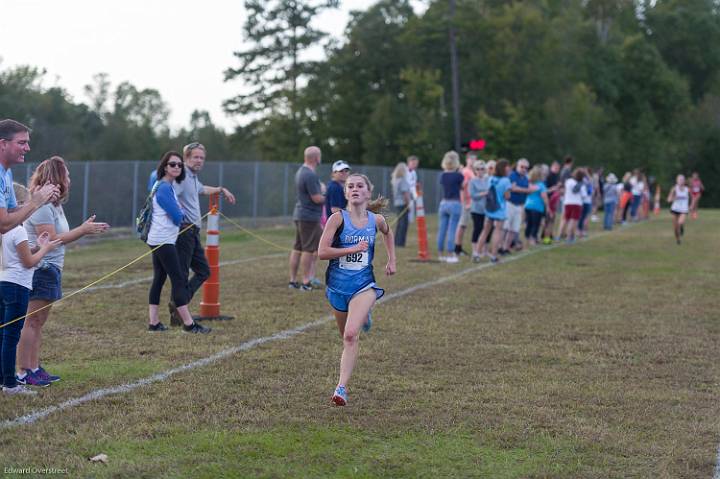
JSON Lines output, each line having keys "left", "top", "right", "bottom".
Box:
{"left": 471, "top": 212, "right": 485, "bottom": 243}
{"left": 149, "top": 244, "right": 190, "bottom": 307}
{"left": 622, "top": 199, "right": 631, "bottom": 222}
{"left": 525, "top": 210, "right": 544, "bottom": 240}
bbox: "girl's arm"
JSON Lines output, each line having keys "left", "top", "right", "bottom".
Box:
{"left": 376, "top": 214, "right": 396, "bottom": 275}
{"left": 511, "top": 184, "right": 538, "bottom": 194}
{"left": 34, "top": 214, "right": 110, "bottom": 246}
{"left": 318, "top": 212, "right": 367, "bottom": 260}
{"left": 16, "top": 233, "right": 62, "bottom": 269}
{"left": 667, "top": 187, "right": 676, "bottom": 203}
{"left": 541, "top": 191, "right": 550, "bottom": 212}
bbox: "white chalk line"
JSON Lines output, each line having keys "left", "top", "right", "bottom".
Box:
{"left": 0, "top": 228, "right": 622, "bottom": 430}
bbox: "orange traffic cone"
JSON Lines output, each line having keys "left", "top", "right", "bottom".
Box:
{"left": 414, "top": 185, "right": 431, "bottom": 261}
{"left": 653, "top": 185, "right": 661, "bottom": 215}
{"left": 197, "top": 193, "right": 234, "bottom": 321}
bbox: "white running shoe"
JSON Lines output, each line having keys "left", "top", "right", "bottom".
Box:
{"left": 445, "top": 255, "right": 459, "bottom": 264}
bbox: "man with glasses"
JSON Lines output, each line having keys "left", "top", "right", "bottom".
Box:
{"left": 169, "top": 142, "right": 236, "bottom": 325}
{"left": 501, "top": 158, "right": 536, "bottom": 253}
{"left": 0, "top": 119, "right": 59, "bottom": 233}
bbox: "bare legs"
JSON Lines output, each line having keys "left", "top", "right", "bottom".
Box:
{"left": 149, "top": 304, "right": 194, "bottom": 326}
{"left": 690, "top": 195, "right": 700, "bottom": 219}
{"left": 333, "top": 289, "right": 376, "bottom": 390}
{"left": 17, "top": 300, "right": 51, "bottom": 372}
{"left": 289, "top": 250, "right": 317, "bottom": 285}
{"left": 476, "top": 218, "right": 493, "bottom": 257}
{"left": 566, "top": 219, "right": 578, "bottom": 241}
{"left": 672, "top": 213, "right": 686, "bottom": 243}
{"left": 489, "top": 220, "right": 504, "bottom": 259}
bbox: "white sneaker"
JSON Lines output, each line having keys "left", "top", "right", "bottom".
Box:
{"left": 446, "top": 255, "right": 459, "bottom": 264}
{"left": 438, "top": 256, "right": 447, "bottom": 262}
{"left": 3, "top": 385, "right": 37, "bottom": 396}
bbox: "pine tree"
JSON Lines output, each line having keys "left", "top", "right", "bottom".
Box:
{"left": 223, "top": 0, "right": 339, "bottom": 122}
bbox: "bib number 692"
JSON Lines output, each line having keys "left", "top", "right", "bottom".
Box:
{"left": 346, "top": 252, "right": 363, "bottom": 263}
{"left": 339, "top": 250, "right": 368, "bottom": 270}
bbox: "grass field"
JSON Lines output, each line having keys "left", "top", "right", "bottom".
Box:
{"left": 0, "top": 210, "right": 718, "bottom": 478}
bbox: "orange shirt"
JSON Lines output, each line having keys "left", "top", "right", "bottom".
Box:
{"left": 461, "top": 166, "right": 474, "bottom": 208}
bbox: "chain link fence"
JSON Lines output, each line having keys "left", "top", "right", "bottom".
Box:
{"left": 20, "top": 161, "right": 443, "bottom": 228}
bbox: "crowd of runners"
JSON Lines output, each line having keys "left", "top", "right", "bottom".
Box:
{"left": 0, "top": 117, "right": 708, "bottom": 404}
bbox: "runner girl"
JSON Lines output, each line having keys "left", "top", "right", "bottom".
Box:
{"left": 689, "top": 172, "right": 705, "bottom": 219}
{"left": 318, "top": 173, "right": 396, "bottom": 406}
{"left": 667, "top": 174, "right": 689, "bottom": 245}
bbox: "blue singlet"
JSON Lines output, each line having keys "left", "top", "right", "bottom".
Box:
{"left": 325, "top": 209, "right": 385, "bottom": 312}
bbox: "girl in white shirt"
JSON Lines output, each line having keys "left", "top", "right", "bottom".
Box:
{"left": 562, "top": 169, "right": 586, "bottom": 243}
{"left": 667, "top": 174, "right": 689, "bottom": 245}
{"left": 146, "top": 151, "right": 209, "bottom": 334}
{"left": 0, "top": 184, "right": 61, "bottom": 395}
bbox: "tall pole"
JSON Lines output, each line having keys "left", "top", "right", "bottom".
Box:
{"left": 449, "top": 0, "right": 461, "bottom": 153}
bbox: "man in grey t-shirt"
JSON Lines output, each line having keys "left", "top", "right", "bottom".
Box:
{"left": 170, "top": 142, "right": 236, "bottom": 324}
{"left": 289, "top": 146, "right": 326, "bottom": 291}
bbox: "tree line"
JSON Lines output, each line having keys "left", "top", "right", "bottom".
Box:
{"left": 2, "top": 0, "right": 719, "bottom": 205}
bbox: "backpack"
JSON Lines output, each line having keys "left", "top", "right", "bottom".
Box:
{"left": 572, "top": 180, "right": 582, "bottom": 194}
{"left": 136, "top": 182, "right": 159, "bottom": 242}
{"left": 485, "top": 178, "right": 499, "bottom": 213}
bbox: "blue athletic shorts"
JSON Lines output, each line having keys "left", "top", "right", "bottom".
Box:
{"left": 326, "top": 283, "right": 384, "bottom": 313}
{"left": 29, "top": 264, "right": 63, "bottom": 301}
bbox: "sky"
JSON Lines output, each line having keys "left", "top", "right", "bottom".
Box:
{"left": 0, "top": 0, "right": 425, "bottom": 132}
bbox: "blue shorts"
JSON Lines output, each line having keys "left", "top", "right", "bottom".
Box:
{"left": 29, "top": 264, "right": 63, "bottom": 301}
{"left": 326, "top": 283, "right": 384, "bottom": 313}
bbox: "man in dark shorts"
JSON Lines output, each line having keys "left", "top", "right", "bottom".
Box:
{"left": 289, "top": 146, "right": 326, "bottom": 291}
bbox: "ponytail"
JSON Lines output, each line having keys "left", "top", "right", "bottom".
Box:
{"left": 367, "top": 196, "right": 389, "bottom": 214}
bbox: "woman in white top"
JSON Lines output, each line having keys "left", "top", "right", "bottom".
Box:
{"left": 16, "top": 156, "right": 110, "bottom": 387}
{"left": 0, "top": 184, "right": 61, "bottom": 395}
{"left": 667, "top": 174, "right": 689, "bottom": 245}
{"left": 390, "top": 162, "right": 411, "bottom": 247}
{"left": 562, "top": 168, "right": 586, "bottom": 243}
{"left": 146, "top": 151, "right": 209, "bottom": 334}
{"left": 629, "top": 169, "right": 645, "bottom": 221}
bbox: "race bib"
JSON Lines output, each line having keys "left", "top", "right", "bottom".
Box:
{"left": 339, "top": 251, "right": 369, "bottom": 270}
